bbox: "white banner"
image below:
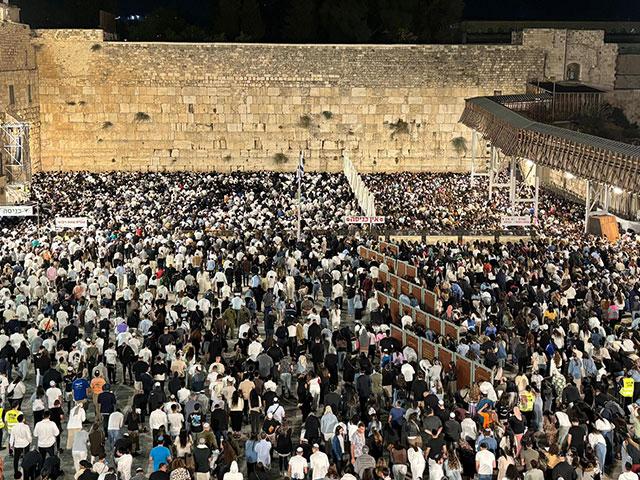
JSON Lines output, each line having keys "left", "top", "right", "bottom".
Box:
{"left": 345, "top": 216, "right": 385, "bottom": 224}
{"left": 55, "top": 217, "right": 89, "bottom": 229}
{"left": 501, "top": 215, "right": 531, "bottom": 227}
{"left": 0, "top": 205, "right": 34, "bottom": 217}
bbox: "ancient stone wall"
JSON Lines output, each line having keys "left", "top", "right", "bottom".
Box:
{"left": 0, "top": 20, "right": 40, "bottom": 173}
{"left": 518, "top": 29, "right": 617, "bottom": 89}
{"left": 34, "top": 29, "right": 550, "bottom": 173}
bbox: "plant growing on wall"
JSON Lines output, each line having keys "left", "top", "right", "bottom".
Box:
{"left": 273, "top": 153, "right": 289, "bottom": 164}
{"left": 223, "top": 155, "right": 232, "bottom": 162}
{"left": 322, "top": 111, "right": 333, "bottom": 120}
{"left": 451, "top": 136, "right": 468, "bottom": 156}
{"left": 91, "top": 44, "right": 102, "bottom": 51}
{"left": 134, "top": 112, "right": 151, "bottom": 122}
{"left": 299, "top": 114, "right": 312, "bottom": 128}
{"left": 102, "top": 121, "right": 113, "bottom": 129}
{"left": 389, "top": 119, "right": 409, "bottom": 138}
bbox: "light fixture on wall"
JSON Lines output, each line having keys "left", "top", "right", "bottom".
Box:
{"left": 612, "top": 187, "right": 623, "bottom": 195}
{"left": 564, "top": 172, "right": 575, "bottom": 180}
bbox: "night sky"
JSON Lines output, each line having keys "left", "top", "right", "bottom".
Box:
{"left": 115, "top": 0, "right": 640, "bottom": 21}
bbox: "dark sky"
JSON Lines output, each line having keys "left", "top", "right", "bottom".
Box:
{"left": 116, "top": 0, "right": 640, "bottom": 21}
{"left": 462, "top": 0, "right": 640, "bottom": 21}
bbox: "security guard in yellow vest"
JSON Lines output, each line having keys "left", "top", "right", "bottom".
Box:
{"left": 4, "top": 406, "right": 22, "bottom": 437}
{"left": 520, "top": 387, "right": 535, "bottom": 412}
{"left": 620, "top": 376, "right": 635, "bottom": 400}
{"left": 0, "top": 405, "right": 4, "bottom": 448}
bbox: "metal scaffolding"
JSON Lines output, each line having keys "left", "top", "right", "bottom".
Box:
{"left": 475, "top": 135, "right": 540, "bottom": 221}
{"left": 1, "top": 120, "right": 31, "bottom": 184}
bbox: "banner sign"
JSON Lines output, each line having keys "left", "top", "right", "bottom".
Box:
{"left": 501, "top": 215, "right": 531, "bottom": 227}
{"left": 55, "top": 217, "right": 88, "bottom": 229}
{"left": 345, "top": 216, "right": 385, "bottom": 224}
{"left": 0, "top": 205, "right": 33, "bottom": 217}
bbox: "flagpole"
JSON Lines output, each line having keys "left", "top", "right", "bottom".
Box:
{"left": 296, "top": 150, "right": 303, "bottom": 242}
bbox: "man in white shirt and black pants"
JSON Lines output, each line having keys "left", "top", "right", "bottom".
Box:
{"left": 9, "top": 413, "right": 32, "bottom": 475}
{"left": 33, "top": 410, "right": 60, "bottom": 459}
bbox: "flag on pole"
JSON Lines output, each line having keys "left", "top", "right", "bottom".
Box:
{"left": 296, "top": 150, "right": 305, "bottom": 182}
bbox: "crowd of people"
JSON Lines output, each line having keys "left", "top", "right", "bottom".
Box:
{"left": 0, "top": 170, "right": 637, "bottom": 480}
{"left": 362, "top": 173, "right": 585, "bottom": 235}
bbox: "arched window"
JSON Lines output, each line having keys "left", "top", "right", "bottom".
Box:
{"left": 566, "top": 63, "right": 581, "bottom": 81}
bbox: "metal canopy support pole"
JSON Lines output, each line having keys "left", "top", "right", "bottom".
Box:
{"left": 509, "top": 156, "right": 517, "bottom": 210}
{"left": 470, "top": 130, "right": 477, "bottom": 187}
{"left": 533, "top": 172, "right": 540, "bottom": 221}
{"left": 603, "top": 184, "right": 611, "bottom": 213}
{"left": 584, "top": 180, "right": 591, "bottom": 234}
{"left": 488, "top": 145, "right": 495, "bottom": 199}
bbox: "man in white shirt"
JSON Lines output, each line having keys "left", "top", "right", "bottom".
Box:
{"left": 461, "top": 415, "right": 478, "bottom": 442}
{"left": 266, "top": 398, "right": 285, "bottom": 423}
{"left": 9, "top": 413, "right": 32, "bottom": 470}
{"left": 167, "top": 404, "right": 184, "bottom": 439}
{"left": 149, "top": 406, "right": 168, "bottom": 439}
{"left": 620, "top": 462, "right": 640, "bottom": 480}
{"left": 66, "top": 402, "right": 86, "bottom": 450}
{"left": 401, "top": 361, "right": 415, "bottom": 384}
{"left": 33, "top": 410, "right": 60, "bottom": 458}
{"left": 108, "top": 408, "right": 125, "bottom": 448}
{"left": 475, "top": 442, "right": 496, "bottom": 480}
{"left": 247, "top": 339, "right": 264, "bottom": 362}
{"left": 309, "top": 443, "right": 330, "bottom": 480}
{"left": 45, "top": 381, "right": 63, "bottom": 409}
{"left": 555, "top": 411, "right": 571, "bottom": 447}
{"left": 288, "top": 447, "right": 308, "bottom": 480}
{"left": 116, "top": 451, "right": 133, "bottom": 480}
{"left": 104, "top": 343, "right": 118, "bottom": 384}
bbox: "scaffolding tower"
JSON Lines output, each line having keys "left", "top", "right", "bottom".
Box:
{"left": 1, "top": 120, "right": 31, "bottom": 183}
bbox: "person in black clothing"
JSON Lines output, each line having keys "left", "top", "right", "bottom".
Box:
{"left": 148, "top": 383, "right": 166, "bottom": 413}
{"left": 97, "top": 384, "right": 117, "bottom": 433}
{"left": 149, "top": 463, "right": 170, "bottom": 480}
{"left": 77, "top": 460, "right": 99, "bottom": 480}
{"left": 48, "top": 400, "right": 64, "bottom": 452}
{"left": 40, "top": 455, "right": 63, "bottom": 480}
{"left": 210, "top": 402, "right": 227, "bottom": 445}
{"left": 188, "top": 403, "right": 205, "bottom": 434}
{"left": 194, "top": 437, "right": 212, "bottom": 476}
{"left": 567, "top": 418, "right": 587, "bottom": 458}
{"left": 21, "top": 448, "right": 43, "bottom": 480}
{"left": 551, "top": 455, "right": 578, "bottom": 480}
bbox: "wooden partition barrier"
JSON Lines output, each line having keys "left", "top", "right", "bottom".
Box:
{"left": 377, "top": 291, "right": 458, "bottom": 342}
{"left": 390, "top": 325, "right": 493, "bottom": 389}
{"left": 379, "top": 241, "right": 400, "bottom": 255}
{"left": 359, "top": 244, "right": 440, "bottom": 317}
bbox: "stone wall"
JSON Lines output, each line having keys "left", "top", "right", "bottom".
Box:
{"left": 34, "top": 29, "right": 551, "bottom": 173}
{"left": 517, "top": 29, "right": 617, "bottom": 89}
{"left": 0, "top": 20, "right": 40, "bottom": 173}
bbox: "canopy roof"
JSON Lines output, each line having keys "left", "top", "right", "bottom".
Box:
{"left": 459, "top": 97, "right": 640, "bottom": 192}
